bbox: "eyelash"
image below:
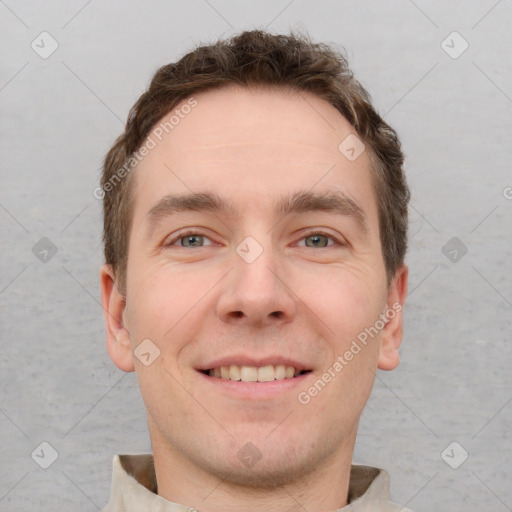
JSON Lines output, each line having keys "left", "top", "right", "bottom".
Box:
{"left": 164, "top": 229, "right": 343, "bottom": 248}
{"left": 295, "top": 230, "right": 341, "bottom": 247}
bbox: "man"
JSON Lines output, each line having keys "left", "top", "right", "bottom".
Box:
{"left": 99, "top": 29, "right": 411, "bottom": 511}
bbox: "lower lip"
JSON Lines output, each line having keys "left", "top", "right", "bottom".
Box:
{"left": 196, "top": 371, "right": 312, "bottom": 399}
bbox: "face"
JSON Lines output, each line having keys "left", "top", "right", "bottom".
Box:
{"left": 101, "top": 86, "right": 407, "bottom": 487}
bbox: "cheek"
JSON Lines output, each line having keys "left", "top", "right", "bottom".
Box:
{"left": 126, "top": 263, "right": 197, "bottom": 348}
{"left": 313, "top": 272, "right": 384, "bottom": 409}
{"left": 303, "top": 266, "right": 386, "bottom": 343}
{"left": 126, "top": 258, "right": 224, "bottom": 364}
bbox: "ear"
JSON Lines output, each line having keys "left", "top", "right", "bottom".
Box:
{"left": 377, "top": 265, "right": 408, "bottom": 371}
{"left": 100, "top": 264, "right": 135, "bottom": 372}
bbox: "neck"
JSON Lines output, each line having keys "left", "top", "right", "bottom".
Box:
{"left": 150, "top": 424, "right": 357, "bottom": 512}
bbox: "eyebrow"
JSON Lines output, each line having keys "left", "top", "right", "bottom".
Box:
{"left": 144, "top": 190, "right": 368, "bottom": 235}
{"left": 275, "top": 190, "right": 368, "bottom": 233}
{"left": 145, "top": 192, "right": 234, "bottom": 223}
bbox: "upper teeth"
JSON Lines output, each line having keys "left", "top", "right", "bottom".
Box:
{"left": 208, "top": 365, "right": 301, "bottom": 382}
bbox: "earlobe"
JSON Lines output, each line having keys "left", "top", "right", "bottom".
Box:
{"left": 377, "top": 265, "right": 408, "bottom": 371}
{"left": 100, "top": 264, "right": 135, "bottom": 372}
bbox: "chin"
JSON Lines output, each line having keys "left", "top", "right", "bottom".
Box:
{"left": 198, "top": 436, "right": 332, "bottom": 489}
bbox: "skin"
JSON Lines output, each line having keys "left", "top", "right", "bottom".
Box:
{"left": 100, "top": 85, "right": 408, "bottom": 512}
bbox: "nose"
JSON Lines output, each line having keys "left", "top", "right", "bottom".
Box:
{"left": 216, "top": 241, "right": 297, "bottom": 327}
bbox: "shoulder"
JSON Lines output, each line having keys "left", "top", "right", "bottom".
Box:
{"left": 348, "top": 465, "right": 413, "bottom": 512}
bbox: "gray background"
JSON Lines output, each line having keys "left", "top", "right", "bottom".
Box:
{"left": 1, "top": 1, "right": 511, "bottom": 510}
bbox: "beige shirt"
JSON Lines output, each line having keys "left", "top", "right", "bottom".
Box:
{"left": 103, "top": 454, "right": 412, "bottom": 512}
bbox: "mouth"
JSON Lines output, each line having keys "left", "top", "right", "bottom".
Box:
{"left": 199, "top": 364, "right": 312, "bottom": 382}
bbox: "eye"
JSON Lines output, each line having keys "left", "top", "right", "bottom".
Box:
{"left": 166, "top": 232, "right": 214, "bottom": 248}
{"left": 298, "top": 233, "right": 337, "bottom": 248}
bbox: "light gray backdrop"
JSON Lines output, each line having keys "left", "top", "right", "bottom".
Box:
{"left": 1, "top": 1, "right": 511, "bottom": 510}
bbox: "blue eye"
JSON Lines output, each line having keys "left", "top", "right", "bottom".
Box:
{"left": 300, "top": 234, "right": 335, "bottom": 248}
{"left": 168, "top": 233, "right": 213, "bottom": 247}
{"left": 181, "top": 235, "right": 204, "bottom": 247}
{"left": 305, "top": 234, "right": 330, "bottom": 247}
{"left": 165, "top": 231, "right": 339, "bottom": 249}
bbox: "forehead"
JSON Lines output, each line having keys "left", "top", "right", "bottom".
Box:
{"left": 131, "top": 85, "right": 378, "bottom": 224}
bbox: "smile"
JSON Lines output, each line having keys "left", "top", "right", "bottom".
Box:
{"left": 202, "top": 364, "right": 311, "bottom": 382}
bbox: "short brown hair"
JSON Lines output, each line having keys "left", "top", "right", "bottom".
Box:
{"left": 101, "top": 29, "right": 409, "bottom": 294}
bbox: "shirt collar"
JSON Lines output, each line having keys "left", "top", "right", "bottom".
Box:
{"left": 104, "top": 454, "right": 395, "bottom": 512}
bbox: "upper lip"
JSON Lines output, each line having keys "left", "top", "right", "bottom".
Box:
{"left": 196, "top": 355, "right": 310, "bottom": 372}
